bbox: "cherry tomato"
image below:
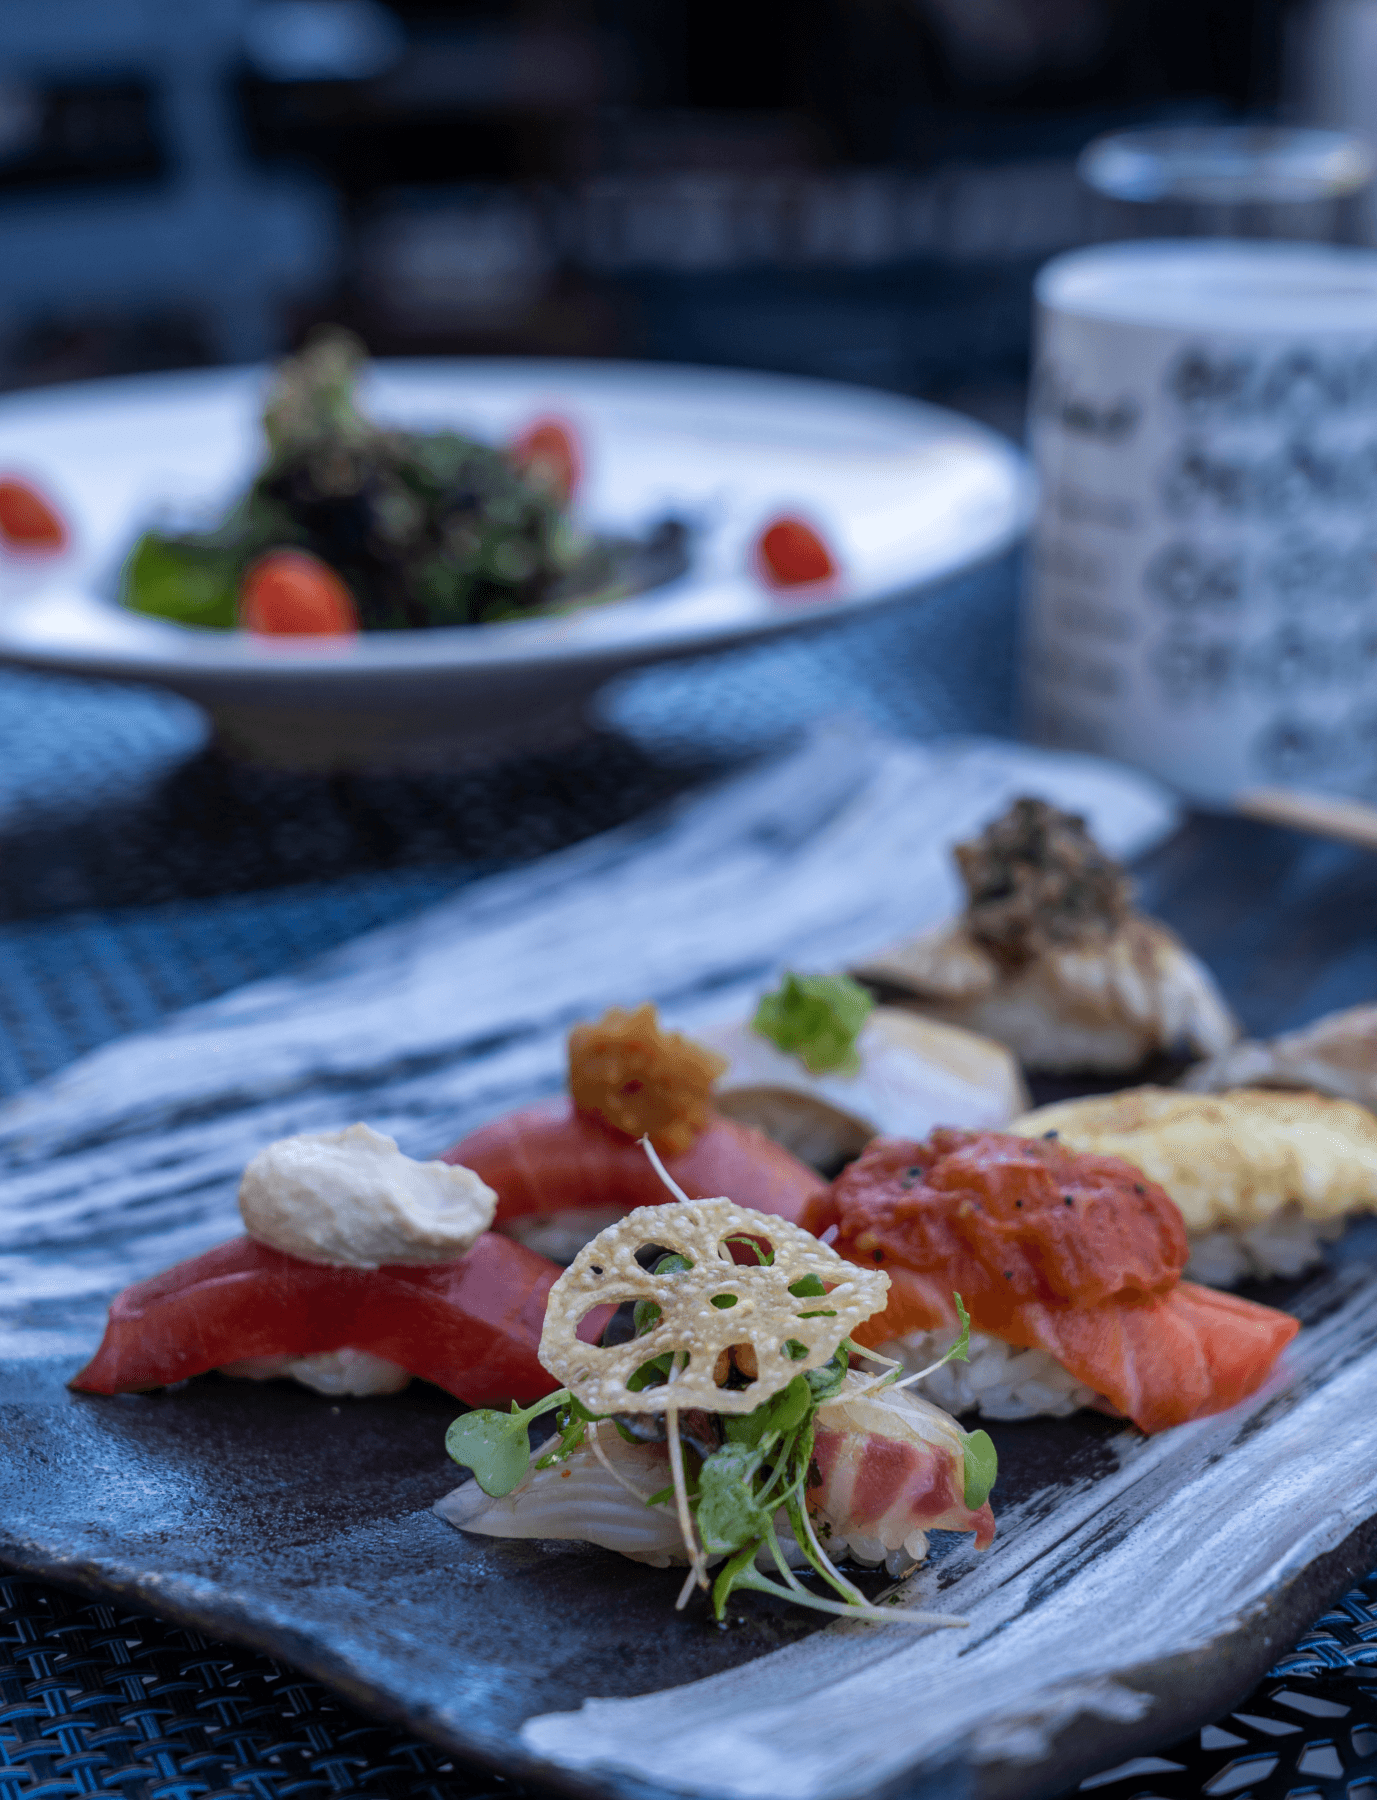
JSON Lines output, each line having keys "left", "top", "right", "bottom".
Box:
{"left": 239, "top": 549, "right": 359, "bottom": 636}
{"left": 0, "top": 476, "right": 68, "bottom": 552}
{"left": 755, "top": 516, "right": 837, "bottom": 587}
{"left": 510, "top": 416, "right": 581, "bottom": 504}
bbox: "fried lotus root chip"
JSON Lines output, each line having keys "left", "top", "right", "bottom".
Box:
{"left": 539, "top": 1197, "right": 890, "bottom": 1414}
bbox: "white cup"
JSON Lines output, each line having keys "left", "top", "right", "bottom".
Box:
{"left": 1021, "top": 238, "right": 1377, "bottom": 805}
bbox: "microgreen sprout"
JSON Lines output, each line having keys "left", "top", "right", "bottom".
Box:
{"left": 886, "top": 1294, "right": 972, "bottom": 1389}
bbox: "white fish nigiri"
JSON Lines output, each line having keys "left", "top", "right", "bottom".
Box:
{"left": 436, "top": 1374, "right": 993, "bottom": 1578}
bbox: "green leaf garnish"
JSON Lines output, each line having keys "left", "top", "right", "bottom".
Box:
{"left": 633, "top": 1252, "right": 692, "bottom": 1336}
{"left": 962, "top": 1429, "right": 998, "bottom": 1510}
{"left": 946, "top": 1293, "right": 972, "bottom": 1367}
{"left": 723, "top": 1375, "right": 813, "bottom": 1450}
{"left": 724, "top": 1234, "right": 773, "bottom": 1265}
{"left": 892, "top": 1293, "right": 973, "bottom": 1387}
{"left": 788, "top": 1273, "right": 827, "bottom": 1298}
{"left": 752, "top": 972, "right": 874, "bottom": 1076}
{"left": 804, "top": 1343, "right": 851, "bottom": 1404}
{"left": 445, "top": 1389, "right": 571, "bottom": 1496}
{"left": 696, "top": 1444, "right": 777, "bottom": 1555}
{"left": 626, "top": 1352, "right": 675, "bottom": 1392}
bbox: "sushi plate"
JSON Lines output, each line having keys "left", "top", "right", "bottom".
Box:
{"left": 0, "top": 360, "right": 1032, "bottom": 769}
{"left": 4, "top": 735, "right": 1377, "bottom": 1800}
{"left": 6, "top": 1251, "right": 1377, "bottom": 1800}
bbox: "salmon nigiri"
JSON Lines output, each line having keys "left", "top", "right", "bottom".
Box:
{"left": 444, "top": 1003, "right": 827, "bottom": 1260}
{"left": 806, "top": 1129, "right": 1297, "bottom": 1435}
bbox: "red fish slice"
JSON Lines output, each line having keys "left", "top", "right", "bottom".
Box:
{"left": 809, "top": 1409, "right": 995, "bottom": 1550}
{"left": 70, "top": 1230, "right": 567, "bottom": 1404}
{"left": 822, "top": 1129, "right": 1298, "bottom": 1435}
{"left": 444, "top": 1098, "right": 827, "bottom": 1228}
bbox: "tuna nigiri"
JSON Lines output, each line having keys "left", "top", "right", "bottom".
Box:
{"left": 807, "top": 1129, "right": 1298, "bottom": 1435}
{"left": 70, "top": 1229, "right": 563, "bottom": 1404}
{"left": 445, "top": 1002, "right": 827, "bottom": 1260}
{"left": 71, "top": 1122, "right": 589, "bottom": 1403}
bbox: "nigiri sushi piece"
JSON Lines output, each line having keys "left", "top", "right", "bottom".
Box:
{"left": 697, "top": 972, "right": 1027, "bottom": 1172}
{"left": 809, "top": 1129, "right": 1298, "bottom": 1433}
{"left": 1010, "top": 1086, "right": 1377, "bottom": 1287}
{"left": 444, "top": 1002, "right": 827, "bottom": 1261}
{"left": 440, "top": 1171, "right": 997, "bottom": 1628}
{"left": 71, "top": 1122, "right": 586, "bottom": 1403}
{"left": 437, "top": 1371, "right": 993, "bottom": 1580}
{"left": 69, "top": 1229, "right": 565, "bottom": 1404}
{"left": 854, "top": 798, "right": 1237, "bottom": 1074}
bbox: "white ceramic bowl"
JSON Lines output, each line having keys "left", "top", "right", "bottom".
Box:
{"left": 0, "top": 358, "right": 1033, "bottom": 769}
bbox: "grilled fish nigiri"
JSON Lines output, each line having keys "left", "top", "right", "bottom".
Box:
{"left": 1183, "top": 1003, "right": 1377, "bottom": 1113}
{"left": 807, "top": 1128, "right": 1297, "bottom": 1433}
{"left": 855, "top": 798, "right": 1237, "bottom": 1074}
{"left": 1011, "top": 1086, "right": 1377, "bottom": 1287}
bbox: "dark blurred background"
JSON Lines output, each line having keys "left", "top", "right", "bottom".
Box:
{"left": 0, "top": 0, "right": 1331, "bottom": 429}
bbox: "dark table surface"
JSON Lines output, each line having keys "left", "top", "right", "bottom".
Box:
{"left": 5, "top": 550, "right": 1377, "bottom": 1800}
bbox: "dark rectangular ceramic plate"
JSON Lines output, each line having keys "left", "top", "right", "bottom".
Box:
{"left": 6, "top": 778, "right": 1377, "bottom": 1800}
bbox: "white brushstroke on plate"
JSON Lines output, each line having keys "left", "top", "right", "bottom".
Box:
{"left": 520, "top": 1276, "right": 1377, "bottom": 1800}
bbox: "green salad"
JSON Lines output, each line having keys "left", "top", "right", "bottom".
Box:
{"left": 121, "top": 329, "right": 686, "bottom": 633}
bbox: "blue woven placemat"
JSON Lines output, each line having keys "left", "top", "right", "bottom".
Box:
{"left": 0, "top": 559, "right": 1017, "bottom": 1092}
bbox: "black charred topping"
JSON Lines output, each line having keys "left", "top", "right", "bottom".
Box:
{"left": 954, "top": 797, "right": 1133, "bottom": 968}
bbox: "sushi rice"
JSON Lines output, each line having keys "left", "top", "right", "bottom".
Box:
{"left": 1183, "top": 1205, "right": 1344, "bottom": 1287}
{"left": 876, "top": 1328, "right": 1097, "bottom": 1421}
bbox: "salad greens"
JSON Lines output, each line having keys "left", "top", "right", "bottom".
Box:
{"left": 121, "top": 328, "right": 687, "bottom": 633}
{"left": 445, "top": 1261, "right": 995, "bottom": 1628}
{"left": 752, "top": 972, "right": 875, "bottom": 1076}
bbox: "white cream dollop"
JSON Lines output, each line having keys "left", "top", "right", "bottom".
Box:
{"left": 238, "top": 1122, "right": 497, "bottom": 1267}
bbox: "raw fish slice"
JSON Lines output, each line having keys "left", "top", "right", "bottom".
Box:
{"left": 70, "top": 1231, "right": 567, "bottom": 1404}
{"left": 437, "top": 1373, "right": 992, "bottom": 1568}
{"left": 1016, "top": 1281, "right": 1297, "bottom": 1434}
{"left": 444, "top": 1099, "right": 826, "bottom": 1232}
{"left": 809, "top": 1374, "right": 995, "bottom": 1550}
{"left": 851, "top": 1263, "right": 1296, "bottom": 1434}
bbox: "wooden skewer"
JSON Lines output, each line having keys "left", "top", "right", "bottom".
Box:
{"left": 1235, "top": 785, "right": 1377, "bottom": 852}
